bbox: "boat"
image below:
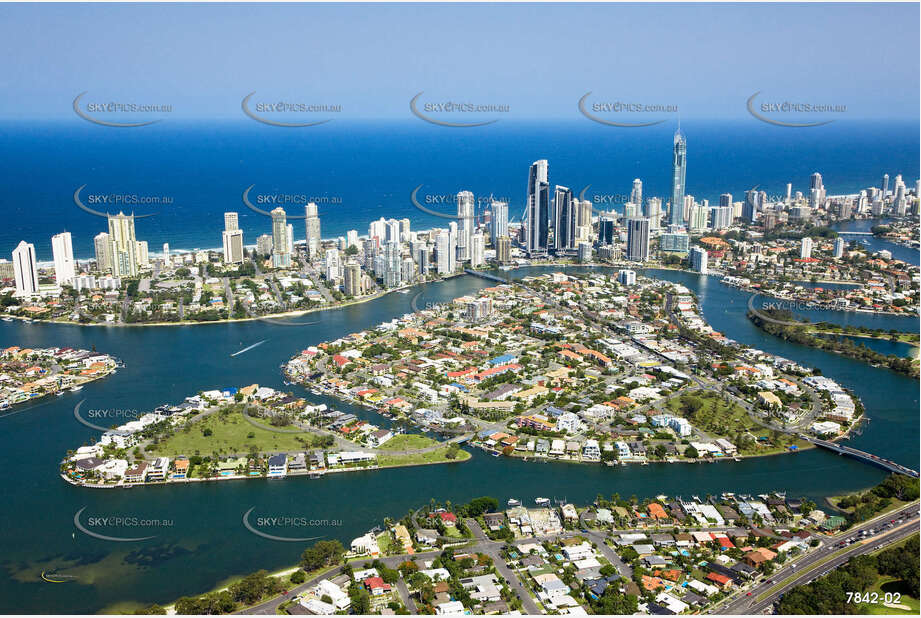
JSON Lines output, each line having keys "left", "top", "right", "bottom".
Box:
{"left": 491, "top": 451, "right": 500, "bottom": 457}
{"left": 1, "top": 317, "right": 11, "bottom": 322}
{"left": 69, "top": 386, "right": 83, "bottom": 392}
{"left": 534, "top": 497, "right": 550, "bottom": 506}
{"left": 507, "top": 498, "right": 521, "bottom": 507}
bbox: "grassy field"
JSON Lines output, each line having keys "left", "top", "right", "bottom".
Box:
{"left": 147, "top": 408, "right": 318, "bottom": 457}
{"left": 666, "top": 390, "right": 807, "bottom": 455}
{"left": 859, "top": 576, "right": 920, "bottom": 615}
{"left": 377, "top": 445, "right": 472, "bottom": 467}
{"left": 377, "top": 433, "right": 440, "bottom": 450}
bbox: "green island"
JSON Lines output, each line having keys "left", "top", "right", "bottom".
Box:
{"left": 748, "top": 308, "right": 919, "bottom": 378}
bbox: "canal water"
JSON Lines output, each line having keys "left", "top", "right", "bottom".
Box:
{"left": 0, "top": 262, "right": 916, "bottom": 612}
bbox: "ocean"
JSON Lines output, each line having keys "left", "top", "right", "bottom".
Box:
{"left": 1, "top": 118, "right": 918, "bottom": 260}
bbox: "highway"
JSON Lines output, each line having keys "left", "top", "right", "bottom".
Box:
{"left": 714, "top": 503, "right": 920, "bottom": 615}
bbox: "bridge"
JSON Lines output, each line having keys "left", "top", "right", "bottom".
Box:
{"left": 805, "top": 437, "right": 919, "bottom": 478}
{"left": 836, "top": 231, "right": 873, "bottom": 235}
{"left": 464, "top": 269, "right": 512, "bottom": 284}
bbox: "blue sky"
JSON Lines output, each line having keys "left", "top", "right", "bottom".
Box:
{"left": 0, "top": 2, "right": 917, "bottom": 121}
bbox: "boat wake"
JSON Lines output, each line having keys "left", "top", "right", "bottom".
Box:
{"left": 230, "top": 340, "right": 267, "bottom": 357}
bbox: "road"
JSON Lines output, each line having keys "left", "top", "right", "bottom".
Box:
{"left": 713, "top": 503, "right": 920, "bottom": 615}
{"left": 466, "top": 518, "right": 542, "bottom": 615}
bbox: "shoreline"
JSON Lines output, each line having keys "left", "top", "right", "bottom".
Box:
{"left": 6, "top": 272, "right": 466, "bottom": 329}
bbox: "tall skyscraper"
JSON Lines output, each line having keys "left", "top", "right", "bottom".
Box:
{"left": 833, "top": 237, "right": 846, "bottom": 259}
{"left": 51, "top": 232, "right": 75, "bottom": 286}
{"left": 881, "top": 173, "right": 890, "bottom": 197}
{"left": 800, "top": 237, "right": 813, "bottom": 259}
{"left": 107, "top": 212, "right": 138, "bottom": 277}
{"left": 553, "top": 185, "right": 576, "bottom": 252}
{"left": 710, "top": 206, "right": 733, "bottom": 230}
{"left": 809, "top": 172, "right": 825, "bottom": 207}
{"left": 222, "top": 212, "right": 244, "bottom": 265}
{"left": 631, "top": 178, "right": 643, "bottom": 206}
{"left": 526, "top": 159, "right": 550, "bottom": 255}
{"left": 456, "top": 191, "right": 475, "bottom": 261}
{"left": 598, "top": 215, "right": 616, "bottom": 245}
{"left": 576, "top": 198, "right": 593, "bottom": 240}
{"left": 690, "top": 246, "right": 708, "bottom": 274}
{"left": 271, "top": 207, "right": 291, "bottom": 268}
{"left": 470, "top": 233, "right": 485, "bottom": 267}
{"left": 490, "top": 200, "right": 508, "bottom": 245}
{"left": 304, "top": 202, "right": 321, "bottom": 259}
{"left": 12, "top": 241, "right": 39, "bottom": 297}
{"left": 719, "top": 193, "right": 733, "bottom": 208}
{"left": 626, "top": 217, "right": 650, "bottom": 262}
{"left": 435, "top": 230, "right": 453, "bottom": 274}
{"left": 670, "top": 129, "right": 687, "bottom": 226}
{"left": 496, "top": 236, "right": 511, "bottom": 263}
{"left": 346, "top": 229, "right": 359, "bottom": 249}
{"left": 743, "top": 190, "right": 761, "bottom": 223}
{"left": 644, "top": 197, "right": 662, "bottom": 230}
{"left": 94, "top": 232, "right": 112, "bottom": 273}
{"left": 343, "top": 261, "right": 362, "bottom": 296}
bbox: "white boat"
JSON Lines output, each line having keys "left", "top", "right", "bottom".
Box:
{"left": 1, "top": 317, "right": 11, "bottom": 322}
{"left": 534, "top": 497, "right": 550, "bottom": 506}
{"left": 69, "top": 386, "right": 83, "bottom": 392}
{"left": 507, "top": 498, "right": 521, "bottom": 507}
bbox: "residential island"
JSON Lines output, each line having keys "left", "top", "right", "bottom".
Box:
{"left": 284, "top": 271, "right": 865, "bottom": 468}
{"left": 0, "top": 345, "right": 118, "bottom": 411}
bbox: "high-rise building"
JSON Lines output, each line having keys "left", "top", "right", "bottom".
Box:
{"left": 623, "top": 202, "right": 638, "bottom": 219}
{"left": 670, "top": 129, "right": 687, "bottom": 226}
{"left": 94, "top": 232, "right": 112, "bottom": 273}
{"left": 660, "top": 232, "right": 690, "bottom": 253}
{"left": 470, "top": 233, "right": 485, "bottom": 267}
{"left": 644, "top": 197, "right": 662, "bottom": 230}
{"left": 743, "top": 190, "right": 761, "bottom": 223}
{"left": 618, "top": 269, "right": 636, "bottom": 286}
{"left": 690, "top": 246, "right": 708, "bottom": 274}
{"left": 800, "top": 236, "right": 813, "bottom": 259}
{"left": 881, "top": 173, "right": 890, "bottom": 197}
{"left": 490, "top": 200, "right": 508, "bottom": 245}
{"left": 13, "top": 241, "right": 39, "bottom": 297}
{"left": 222, "top": 212, "right": 244, "bottom": 265}
{"left": 710, "top": 206, "right": 733, "bottom": 230}
{"left": 346, "top": 229, "right": 359, "bottom": 250}
{"left": 720, "top": 193, "right": 733, "bottom": 208}
{"left": 785, "top": 183, "right": 792, "bottom": 206}
{"left": 271, "top": 207, "right": 291, "bottom": 268}
{"left": 343, "top": 261, "right": 362, "bottom": 296}
{"left": 631, "top": 178, "right": 643, "bottom": 206}
{"left": 598, "top": 215, "right": 616, "bottom": 245}
{"left": 136, "top": 241, "right": 149, "bottom": 268}
{"left": 496, "top": 236, "right": 511, "bottom": 263}
{"left": 456, "top": 191, "right": 475, "bottom": 261}
{"left": 577, "top": 241, "right": 592, "bottom": 263}
{"left": 833, "top": 237, "right": 846, "bottom": 259}
{"left": 257, "top": 234, "right": 273, "bottom": 257}
{"left": 304, "top": 202, "right": 321, "bottom": 259}
{"left": 51, "top": 232, "right": 75, "bottom": 286}
{"left": 809, "top": 172, "right": 825, "bottom": 208}
{"left": 526, "top": 159, "right": 550, "bottom": 255}
{"left": 626, "top": 217, "right": 650, "bottom": 262}
{"left": 368, "top": 218, "right": 387, "bottom": 246}
{"left": 223, "top": 229, "right": 244, "bottom": 265}
{"left": 687, "top": 202, "right": 708, "bottom": 231}
{"left": 435, "top": 230, "right": 454, "bottom": 274}
{"left": 107, "top": 212, "right": 138, "bottom": 278}
{"left": 553, "top": 185, "right": 576, "bottom": 252}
